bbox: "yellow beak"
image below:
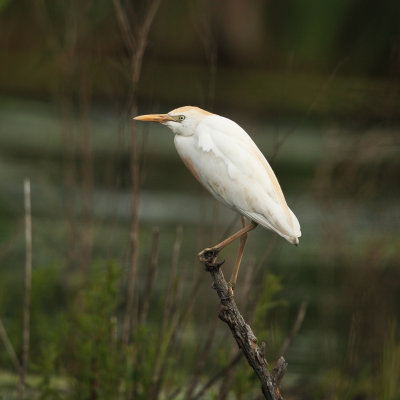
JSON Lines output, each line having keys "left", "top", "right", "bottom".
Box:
{"left": 133, "top": 114, "right": 174, "bottom": 123}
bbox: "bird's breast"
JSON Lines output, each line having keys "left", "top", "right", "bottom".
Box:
{"left": 173, "top": 135, "right": 233, "bottom": 205}
{"left": 174, "top": 135, "right": 203, "bottom": 182}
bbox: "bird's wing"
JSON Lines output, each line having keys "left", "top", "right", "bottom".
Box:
{"left": 195, "top": 115, "right": 301, "bottom": 240}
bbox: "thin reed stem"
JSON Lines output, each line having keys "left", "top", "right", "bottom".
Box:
{"left": 139, "top": 227, "right": 160, "bottom": 324}
{"left": 114, "top": 0, "right": 163, "bottom": 348}
{"left": 0, "top": 318, "right": 22, "bottom": 375}
{"left": 19, "top": 179, "right": 32, "bottom": 400}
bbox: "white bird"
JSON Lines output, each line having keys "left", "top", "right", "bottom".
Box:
{"left": 134, "top": 106, "right": 301, "bottom": 291}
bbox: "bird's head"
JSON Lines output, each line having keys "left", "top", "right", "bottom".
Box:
{"left": 133, "top": 106, "right": 212, "bottom": 136}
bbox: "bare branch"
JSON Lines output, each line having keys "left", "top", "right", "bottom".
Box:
{"left": 216, "top": 258, "right": 256, "bottom": 399}
{"left": 200, "top": 253, "right": 285, "bottom": 400}
{"left": 272, "top": 357, "right": 288, "bottom": 389}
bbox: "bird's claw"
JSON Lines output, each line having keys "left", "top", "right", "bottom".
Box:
{"left": 199, "top": 247, "right": 225, "bottom": 271}
{"left": 198, "top": 247, "right": 219, "bottom": 263}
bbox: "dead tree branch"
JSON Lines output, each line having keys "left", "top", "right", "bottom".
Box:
{"left": 200, "top": 252, "right": 286, "bottom": 400}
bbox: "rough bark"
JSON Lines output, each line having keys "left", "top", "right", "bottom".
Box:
{"left": 200, "top": 251, "right": 287, "bottom": 400}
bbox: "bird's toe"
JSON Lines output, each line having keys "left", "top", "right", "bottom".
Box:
{"left": 198, "top": 247, "right": 219, "bottom": 262}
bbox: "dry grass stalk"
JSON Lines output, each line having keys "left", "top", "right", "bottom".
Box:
{"left": 161, "top": 226, "right": 183, "bottom": 329}
{"left": 185, "top": 316, "right": 220, "bottom": 399}
{"left": 194, "top": 4, "right": 218, "bottom": 108}
{"left": 139, "top": 227, "right": 160, "bottom": 324}
{"left": 78, "top": 60, "right": 94, "bottom": 272}
{"left": 278, "top": 300, "right": 308, "bottom": 359}
{"left": 0, "top": 318, "right": 22, "bottom": 375}
{"left": 33, "top": 0, "right": 90, "bottom": 269}
{"left": 192, "top": 353, "right": 242, "bottom": 400}
{"left": 122, "top": 112, "right": 140, "bottom": 345}
{"left": 148, "top": 226, "right": 184, "bottom": 399}
{"left": 153, "top": 264, "right": 188, "bottom": 395}
{"left": 112, "top": 0, "right": 162, "bottom": 347}
{"left": 18, "top": 179, "right": 32, "bottom": 400}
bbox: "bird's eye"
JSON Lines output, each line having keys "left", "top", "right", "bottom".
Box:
{"left": 178, "top": 115, "right": 185, "bottom": 121}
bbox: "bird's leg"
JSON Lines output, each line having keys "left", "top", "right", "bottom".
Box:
{"left": 227, "top": 217, "right": 248, "bottom": 295}
{"left": 198, "top": 220, "right": 258, "bottom": 263}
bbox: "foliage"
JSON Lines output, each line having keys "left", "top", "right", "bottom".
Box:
{"left": 379, "top": 324, "right": 400, "bottom": 400}
{"left": 58, "top": 263, "right": 122, "bottom": 399}
{"left": 0, "top": 0, "right": 11, "bottom": 12}
{"left": 254, "top": 273, "right": 285, "bottom": 336}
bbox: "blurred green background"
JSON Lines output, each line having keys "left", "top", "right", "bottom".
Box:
{"left": 1, "top": 0, "right": 400, "bottom": 399}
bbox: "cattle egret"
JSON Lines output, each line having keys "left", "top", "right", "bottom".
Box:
{"left": 134, "top": 106, "right": 301, "bottom": 291}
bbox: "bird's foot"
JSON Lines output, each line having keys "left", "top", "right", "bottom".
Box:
{"left": 198, "top": 247, "right": 220, "bottom": 263}
{"left": 199, "top": 247, "right": 224, "bottom": 270}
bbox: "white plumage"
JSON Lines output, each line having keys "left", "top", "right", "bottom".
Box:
{"left": 134, "top": 106, "right": 301, "bottom": 246}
